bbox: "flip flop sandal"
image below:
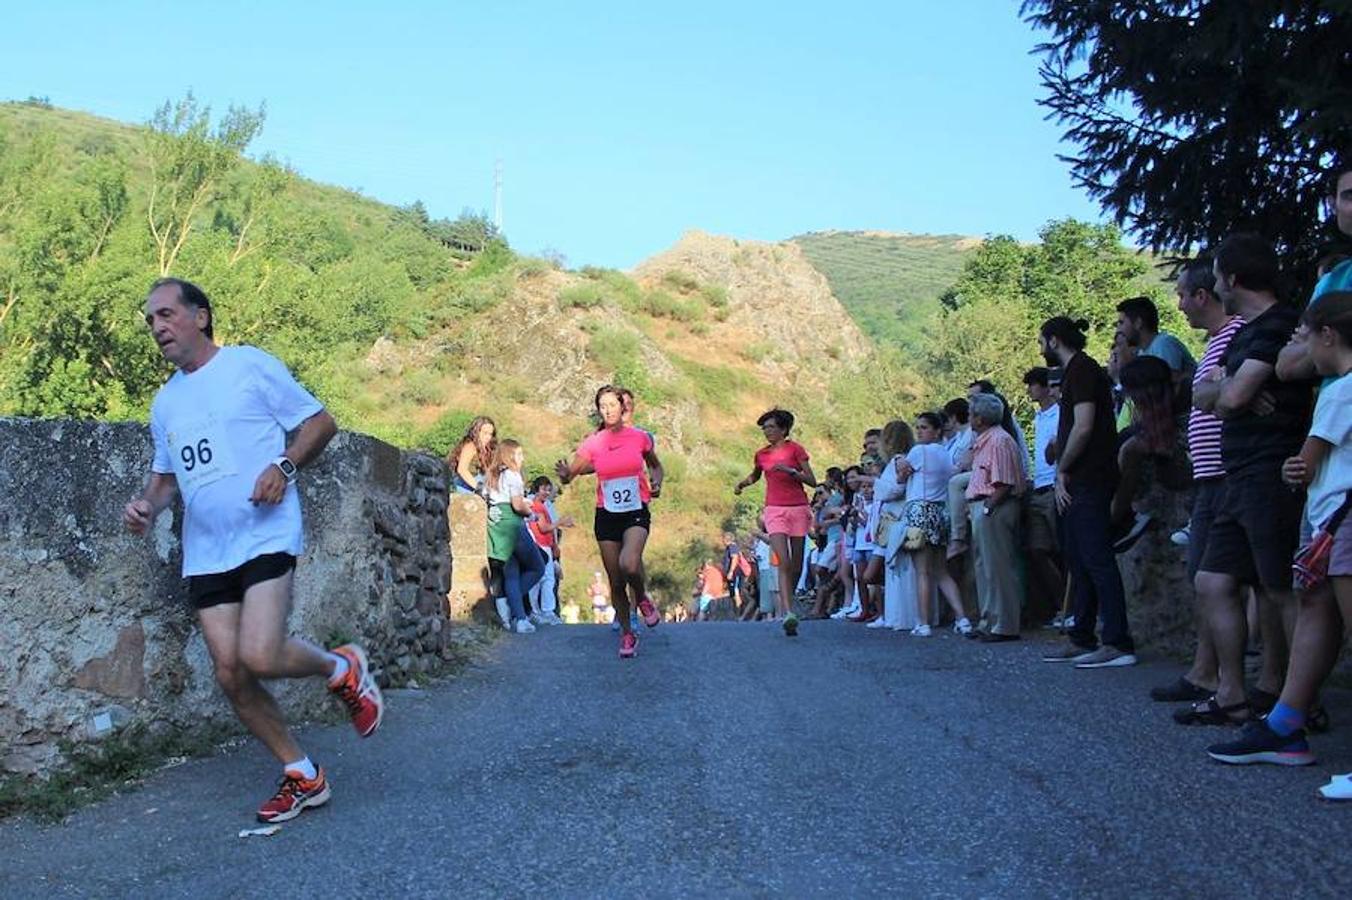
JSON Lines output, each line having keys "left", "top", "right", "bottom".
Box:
{"left": 1172, "top": 696, "right": 1250, "bottom": 726}
{"left": 1150, "top": 677, "right": 1212, "bottom": 703}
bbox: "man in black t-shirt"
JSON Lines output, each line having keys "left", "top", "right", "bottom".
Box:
{"left": 1038, "top": 317, "right": 1137, "bottom": 668}
{"left": 1192, "top": 234, "right": 1313, "bottom": 727}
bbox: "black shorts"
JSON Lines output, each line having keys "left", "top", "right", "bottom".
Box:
{"left": 594, "top": 505, "right": 651, "bottom": 544}
{"left": 1198, "top": 468, "right": 1303, "bottom": 591}
{"left": 1186, "top": 477, "right": 1225, "bottom": 583}
{"left": 188, "top": 552, "right": 296, "bottom": 610}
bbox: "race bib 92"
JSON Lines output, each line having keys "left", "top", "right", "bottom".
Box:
{"left": 601, "top": 475, "right": 642, "bottom": 513}
{"left": 166, "top": 416, "right": 238, "bottom": 496}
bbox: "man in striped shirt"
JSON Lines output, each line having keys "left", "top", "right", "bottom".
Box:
{"left": 1149, "top": 258, "right": 1245, "bottom": 706}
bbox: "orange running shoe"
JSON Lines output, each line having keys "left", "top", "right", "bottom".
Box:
{"left": 637, "top": 595, "right": 660, "bottom": 629}
{"left": 329, "top": 644, "right": 384, "bottom": 737}
{"left": 257, "top": 767, "right": 330, "bottom": 823}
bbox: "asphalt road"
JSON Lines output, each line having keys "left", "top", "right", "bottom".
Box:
{"left": 2, "top": 621, "right": 1351, "bottom": 898}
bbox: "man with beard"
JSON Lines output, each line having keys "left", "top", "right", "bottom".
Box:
{"left": 1038, "top": 316, "right": 1138, "bottom": 668}
{"left": 1187, "top": 234, "right": 1312, "bottom": 726}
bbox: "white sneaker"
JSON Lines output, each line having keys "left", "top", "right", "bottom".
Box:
{"left": 1170, "top": 525, "right": 1190, "bottom": 547}
{"left": 545, "top": 612, "right": 564, "bottom": 625}
{"left": 890, "top": 622, "right": 909, "bottom": 631}
{"left": 1317, "top": 773, "right": 1352, "bottom": 801}
{"left": 866, "top": 617, "right": 890, "bottom": 629}
{"left": 912, "top": 624, "right": 933, "bottom": 637}
{"left": 494, "top": 597, "right": 511, "bottom": 628}
{"left": 953, "top": 617, "right": 973, "bottom": 636}
{"left": 513, "top": 619, "right": 536, "bottom": 634}
{"left": 1073, "top": 646, "right": 1136, "bottom": 668}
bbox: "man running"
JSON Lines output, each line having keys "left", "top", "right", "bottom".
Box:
{"left": 123, "top": 278, "right": 383, "bottom": 823}
{"left": 555, "top": 384, "right": 665, "bottom": 658}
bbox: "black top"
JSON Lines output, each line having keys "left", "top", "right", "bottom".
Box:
{"left": 1219, "top": 303, "right": 1312, "bottom": 475}
{"left": 1056, "top": 351, "right": 1119, "bottom": 488}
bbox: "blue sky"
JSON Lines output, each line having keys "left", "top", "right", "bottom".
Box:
{"left": 1, "top": 1, "right": 1103, "bottom": 268}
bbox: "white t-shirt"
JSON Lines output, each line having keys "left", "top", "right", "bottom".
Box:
{"left": 945, "top": 427, "right": 973, "bottom": 469}
{"left": 905, "top": 444, "right": 954, "bottom": 503}
{"left": 150, "top": 346, "right": 323, "bottom": 577}
{"left": 1032, "top": 403, "right": 1061, "bottom": 490}
{"left": 488, "top": 469, "right": 525, "bottom": 505}
{"left": 755, "top": 540, "right": 774, "bottom": 571}
{"left": 854, "top": 495, "right": 878, "bottom": 552}
{"left": 1307, "top": 374, "right": 1352, "bottom": 529}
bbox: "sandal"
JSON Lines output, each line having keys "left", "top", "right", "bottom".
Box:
{"left": 1307, "top": 704, "right": 1331, "bottom": 734}
{"left": 1150, "top": 677, "right": 1212, "bottom": 703}
{"left": 1248, "top": 688, "right": 1279, "bottom": 716}
{"left": 1172, "top": 696, "right": 1250, "bottom": 726}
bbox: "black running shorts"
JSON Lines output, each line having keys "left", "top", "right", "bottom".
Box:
{"left": 593, "top": 505, "right": 651, "bottom": 544}
{"left": 188, "top": 552, "right": 297, "bottom": 610}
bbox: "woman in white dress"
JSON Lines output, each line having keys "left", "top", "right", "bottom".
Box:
{"left": 874, "top": 420, "right": 919, "bottom": 633}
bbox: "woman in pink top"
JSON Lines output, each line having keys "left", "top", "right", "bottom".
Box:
{"left": 735, "top": 408, "right": 817, "bottom": 634}
{"left": 556, "top": 385, "right": 665, "bottom": 659}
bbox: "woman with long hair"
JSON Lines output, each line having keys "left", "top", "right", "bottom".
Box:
{"left": 449, "top": 416, "right": 497, "bottom": 494}
{"left": 735, "top": 408, "right": 818, "bottom": 636}
{"left": 1112, "top": 355, "right": 1192, "bottom": 529}
{"left": 556, "top": 385, "right": 665, "bottom": 658}
{"left": 872, "top": 420, "right": 916, "bottom": 631}
{"left": 898, "top": 412, "right": 971, "bottom": 636}
{"left": 485, "top": 439, "right": 547, "bottom": 633}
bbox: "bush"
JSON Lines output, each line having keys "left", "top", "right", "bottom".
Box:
{"left": 399, "top": 368, "right": 444, "bottom": 405}
{"left": 642, "top": 289, "right": 703, "bottom": 322}
{"left": 661, "top": 269, "right": 701, "bottom": 293}
{"left": 559, "top": 284, "right": 606, "bottom": 309}
{"left": 418, "top": 408, "right": 478, "bottom": 457}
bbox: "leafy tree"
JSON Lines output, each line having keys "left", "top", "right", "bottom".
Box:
{"left": 144, "top": 92, "right": 264, "bottom": 275}
{"left": 923, "top": 219, "right": 1177, "bottom": 427}
{"left": 1023, "top": 1, "right": 1352, "bottom": 295}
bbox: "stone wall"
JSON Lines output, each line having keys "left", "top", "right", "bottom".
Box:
{"left": 0, "top": 418, "right": 466, "bottom": 776}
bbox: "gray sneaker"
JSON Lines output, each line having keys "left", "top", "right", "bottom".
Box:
{"left": 1074, "top": 646, "right": 1138, "bottom": 668}
{"left": 1042, "top": 642, "right": 1094, "bottom": 663}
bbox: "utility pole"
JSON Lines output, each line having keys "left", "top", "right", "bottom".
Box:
{"left": 493, "top": 158, "right": 503, "bottom": 235}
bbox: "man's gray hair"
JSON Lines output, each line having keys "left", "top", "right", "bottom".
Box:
{"left": 969, "top": 392, "right": 1004, "bottom": 426}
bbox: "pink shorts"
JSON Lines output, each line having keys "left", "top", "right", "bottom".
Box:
{"left": 763, "top": 504, "right": 812, "bottom": 538}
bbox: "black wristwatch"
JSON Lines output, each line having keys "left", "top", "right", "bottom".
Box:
{"left": 273, "top": 456, "right": 299, "bottom": 484}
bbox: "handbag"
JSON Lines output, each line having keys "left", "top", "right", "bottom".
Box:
{"left": 902, "top": 526, "right": 926, "bottom": 551}
{"left": 875, "top": 511, "right": 900, "bottom": 546}
{"left": 1294, "top": 492, "right": 1352, "bottom": 590}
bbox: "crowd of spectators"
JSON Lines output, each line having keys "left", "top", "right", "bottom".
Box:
{"left": 695, "top": 154, "right": 1352, "bottom": 800}
{"left": 445, "top": 156, "right": 1352, "bottom": 800}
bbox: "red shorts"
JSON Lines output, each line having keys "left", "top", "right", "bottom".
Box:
{"left": 763, "top": 504, "right": 812, "bottom": 538}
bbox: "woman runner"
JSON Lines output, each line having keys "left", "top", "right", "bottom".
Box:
{"left": 735, "top": 408, "right": 818, "bottom": 636}
{"left": 555, "top": 385, "right": 665, "bottom": 658}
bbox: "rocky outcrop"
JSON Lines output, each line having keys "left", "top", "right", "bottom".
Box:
{"left": 631, "top": 230, "right": 872, "bottom": 377}
{"left": 0, "top": 418, "right": 466, "bottom": 776}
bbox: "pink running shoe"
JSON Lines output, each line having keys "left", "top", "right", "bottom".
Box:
{"left": 619, "top": 632, "right": 638, "bottom": 659}
{"left": 637, "top": 595, "right": 660, "bottom": 628}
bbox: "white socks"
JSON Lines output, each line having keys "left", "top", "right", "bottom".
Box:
{"left": 328, "top": 652, "right": 349, "bottom": 685}
{"left": 285, "top": 756, "right": 317, "bottom": 780}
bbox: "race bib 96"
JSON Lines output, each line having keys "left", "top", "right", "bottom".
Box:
{"left": 167, "top": 416, "right": 238, "bottom": 496}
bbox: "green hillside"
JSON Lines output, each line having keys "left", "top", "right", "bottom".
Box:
{"left": 792, "top": 230, "right": 977, "bottom": 348}
{"left": 0, "top": 99, "right": 919, "bottom": 613}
